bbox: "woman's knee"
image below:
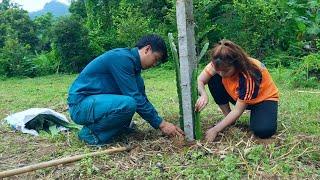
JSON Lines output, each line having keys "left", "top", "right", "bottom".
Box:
{"left": 253, "top": 127, "right": 277, "bottom": 139}
{"left": 250, "top": 101, "right": 278, "bottom": 139}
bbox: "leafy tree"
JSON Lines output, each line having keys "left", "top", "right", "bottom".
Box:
{"left": 0, "top": 0, "right": 15, "bottom": 12}
{"left": 82, "top": 0, "right": 119, "bottom": 53}
{"left": 69, "top": 0, "right": 87, "bottom": 20}
{"left": 51, "top": 16, "right": 93, "bottom": 72}
{"left": 0, "top": 37, "right": 35, "bottom": 77}
{"left": 33, "top": 13, "right": 55, "bottom": 52}
{"left": 136, "top": 0, "right": 172, "bottom": 29}
{"left": 111, "top": 0, "right": 152, "bottom": 47}
{"left": 0, "top": 1, "right": 39, "bottom": 77}
{"left": 0, "top": 7, "right": 38, "bottom": 51}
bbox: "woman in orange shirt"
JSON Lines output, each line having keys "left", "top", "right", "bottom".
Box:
{"left": 195, "top": 39, "right": 279, "bottom": 141}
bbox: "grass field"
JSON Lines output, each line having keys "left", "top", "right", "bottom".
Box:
{"left": 0, "top": 67, "right": 319, "bottom": 179}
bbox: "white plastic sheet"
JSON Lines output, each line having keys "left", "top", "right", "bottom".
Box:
{"left": 5, "top": 108, "right": 69, "bottom": 136}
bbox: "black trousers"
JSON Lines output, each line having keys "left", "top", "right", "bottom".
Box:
{"left": 208, "top": 74, "right": 278, "bottom": 139}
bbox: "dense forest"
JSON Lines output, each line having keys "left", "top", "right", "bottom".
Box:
{"left": 0, "top": 0, "right": 319, "bottom": 87}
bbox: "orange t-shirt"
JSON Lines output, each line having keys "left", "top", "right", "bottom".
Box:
{"left": 204, "top": 58, "right": 279, "bottom": 105}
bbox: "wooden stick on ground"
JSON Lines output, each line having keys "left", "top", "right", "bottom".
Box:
{"left": 297, "top": 90, "right": 320, "bottom": 94}
{"left": 0, "top": 146, "right": 131, "bottom": 178}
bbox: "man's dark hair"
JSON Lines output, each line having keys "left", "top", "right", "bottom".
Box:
{"left": 135, "top": 34, "right": 168, "bottom": 63}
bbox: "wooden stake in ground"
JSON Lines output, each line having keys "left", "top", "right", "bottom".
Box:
{"left": 0, "top": 146, "right": 131, "bottom": 178}
{"left": 176, "top": 0, "right": 197, "bottom": 141}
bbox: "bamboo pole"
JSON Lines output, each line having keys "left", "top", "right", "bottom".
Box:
{"left": 0, "top": 146, "right": 130, "bottom": 178}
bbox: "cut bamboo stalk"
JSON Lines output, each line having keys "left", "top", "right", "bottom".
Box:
{"left": 0, "top": 146, "right": 130, "bottom": 178}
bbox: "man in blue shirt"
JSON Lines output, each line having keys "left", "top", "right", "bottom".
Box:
{"left": 68, "top": 34, "right": 184, "bottom": 145}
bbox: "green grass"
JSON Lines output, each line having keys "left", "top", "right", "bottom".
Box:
{"left": 0, "top": 67, "right": 319, "bottom": 179}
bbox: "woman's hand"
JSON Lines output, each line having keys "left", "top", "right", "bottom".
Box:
{"left": 205, "top": 127, "right": 219, "bottom": 142}
{"left": 195, "top": 94, "right": 208, "bottom": 112}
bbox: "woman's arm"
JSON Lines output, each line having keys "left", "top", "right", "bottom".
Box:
{"left": 206, "top": 100, "right": 247, "bottom": 141}
{"left": 195, "top": 65, "right": 215, "bottom": 112}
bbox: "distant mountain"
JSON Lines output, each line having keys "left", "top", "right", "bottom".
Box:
{"left": 29, "top": 0, "right": 69, "bottom": 19}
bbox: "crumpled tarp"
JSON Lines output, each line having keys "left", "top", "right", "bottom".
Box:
{"left": 5, "top": 108, "right": 81, "bottom": 136}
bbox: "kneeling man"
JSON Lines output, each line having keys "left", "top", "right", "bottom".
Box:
{"left": 67, "top": 34, "right": 184, "bottom": 145}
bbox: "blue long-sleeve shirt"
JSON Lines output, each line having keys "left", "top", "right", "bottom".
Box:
{"left": 67, "top": 48, "right": 163, "bottom": 128}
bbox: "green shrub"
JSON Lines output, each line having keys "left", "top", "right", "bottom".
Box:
{"left": 0, "top": 38, "right": 36, "bottom": 77}
{"left": 212, "top": 0, "right": 297, "bottom": 58}
{"left": 32, "top": 50, "right": 60, "bottom": 76}
{"left": 263, "top": 51, "right": 293, "bottom": 68}
{"left": 290, "top": 53, "right": 320, "bottom": 88}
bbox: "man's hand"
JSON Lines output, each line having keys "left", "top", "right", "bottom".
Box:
{"left": 159, "top": 121, "right": 184, "bottom": 138}
{"left": 205, "top": 127, "right": 219, "bottom": 142}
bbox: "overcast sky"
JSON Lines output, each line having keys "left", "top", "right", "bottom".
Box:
{"left": 3, "top": 0, "right": 71, "bottom": 12}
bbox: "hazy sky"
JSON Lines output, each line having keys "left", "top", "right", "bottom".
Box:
{"left": 6, "top": 0, "right": 71, "bottom": 12}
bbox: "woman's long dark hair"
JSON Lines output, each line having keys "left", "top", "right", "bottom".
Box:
{"left": 210, "top": 39, "right": 261, "bottom": 84}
